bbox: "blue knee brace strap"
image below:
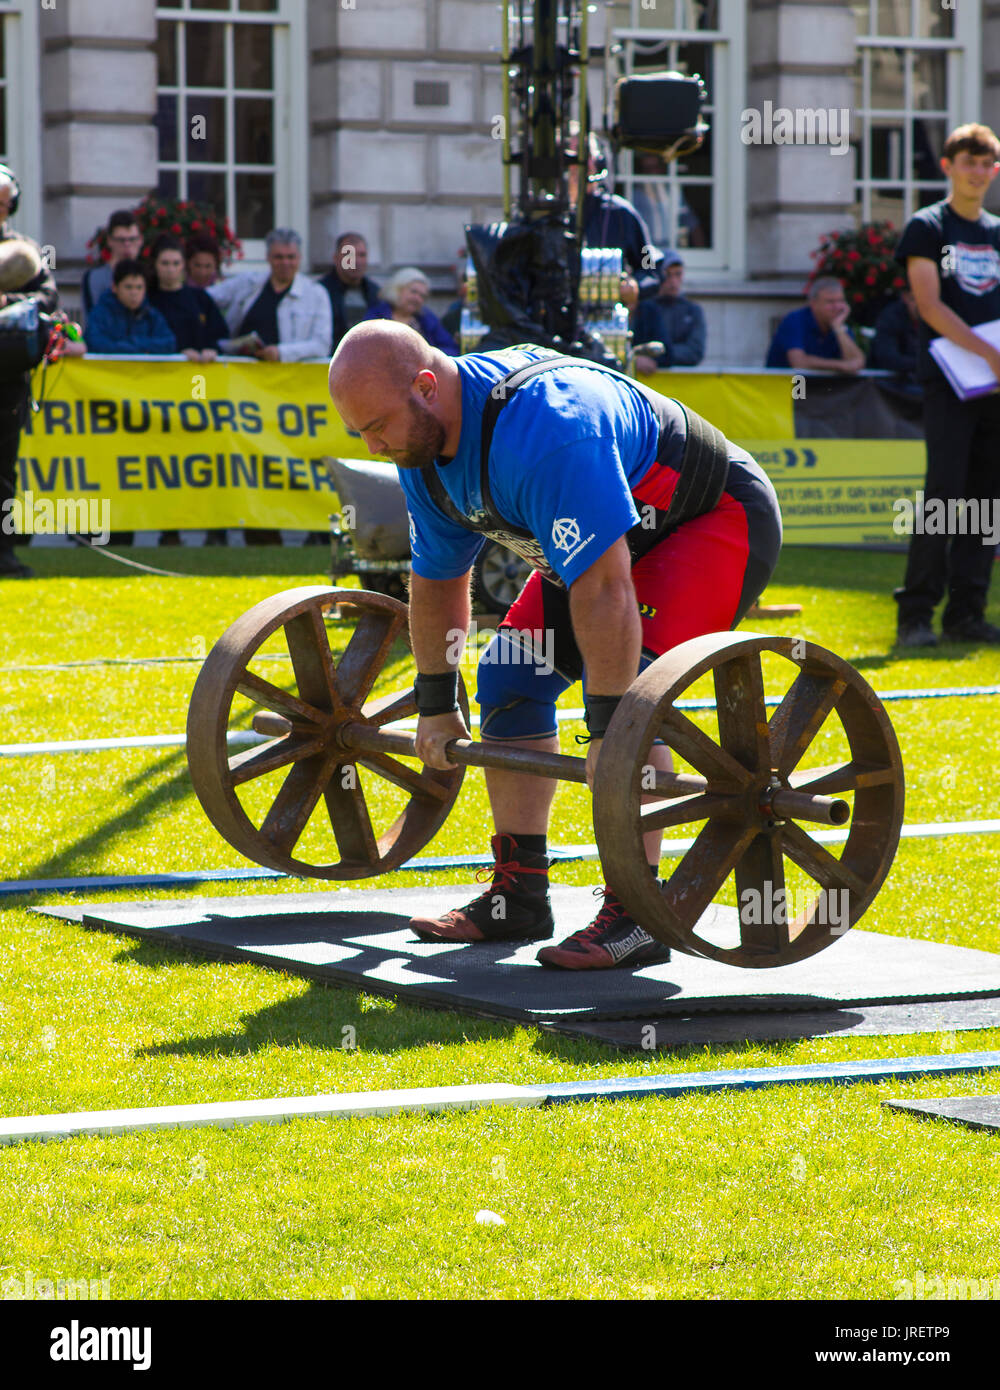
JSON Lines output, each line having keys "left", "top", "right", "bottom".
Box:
{"left": 476, "top": 631, "right": 570, "bottom": 740}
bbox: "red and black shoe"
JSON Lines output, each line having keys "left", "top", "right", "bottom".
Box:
{"left": 536, "top": 885, "right": 671, "bottom": 970}
{"left": 410, "top": 833, "right": 554, "bottom": 943}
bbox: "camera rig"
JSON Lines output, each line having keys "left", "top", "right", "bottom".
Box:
{"left": 460, "top": 0, "right": 707, "bottom": 367}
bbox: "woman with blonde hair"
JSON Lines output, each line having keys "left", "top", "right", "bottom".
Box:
{"left": 363, "top": 265, "right": 458, "bottom": 354}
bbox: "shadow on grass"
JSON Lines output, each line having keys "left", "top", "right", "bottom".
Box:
{"left": 850, "top": 641, "right": 1000, "bottom": 674}
{"left": 22, "top": 544, "right": 335, "bottom": 583}
{"left": 769, "top": 548, "right": 907, "bottom": 596}
{"left": 114, "top": 935, "right": 809, "bottom": 1069}
{"left": 19, "top": 746, "right": 194, "bottom": 883}
{"left": 123, "top": 962, "right": 537, "bottom": 1059}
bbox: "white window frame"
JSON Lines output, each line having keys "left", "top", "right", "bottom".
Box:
{"left": 0, "top": 1, "right": 42, "bottom": 239}
{"left": 853, "top": 0, "right": 982, "bottom": 224}
{"left": 154, "top": 0, "right": 307, "bottom": 270}
{"left": 610, "top": 0, "right": 746, "bottom": 276}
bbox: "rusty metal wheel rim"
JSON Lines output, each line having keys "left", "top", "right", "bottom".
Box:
{"left": 593, "top": 632, "right": 905, "bottom": 968}
{"left": 186, "top": 586, "right": 466, "bottom": 879}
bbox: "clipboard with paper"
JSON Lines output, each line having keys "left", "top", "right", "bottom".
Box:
{"left": 928, "top": 317, "right": 1000, "bottom": 399}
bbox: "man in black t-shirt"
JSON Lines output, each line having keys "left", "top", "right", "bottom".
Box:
{"left": 566, "top": 128, "right": 663, "bottom": 310}
{"left": 318, "top": 233, "right": 381, "bottom": 351}
{"left": 893, "top": 122, "right": 1000, "bottom": 647}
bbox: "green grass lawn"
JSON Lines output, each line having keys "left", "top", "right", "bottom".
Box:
{"left": 1, "top": 543, "right": 999, "bottom": 1301}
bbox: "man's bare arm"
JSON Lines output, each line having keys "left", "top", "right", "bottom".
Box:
{"left": 907, "top": 256, "right": 1000, "bottom": 379}
{"left": 568, "top": 537, "right": 643, "bottom": 788}
{"left": 568, "top": 536, "right": 642, "bottom": 696}
{"left": 408, "top": 569, "right": 474, "bottom": 768}
{"left": 409, "top": 569, "right": 472, "bottom": 671}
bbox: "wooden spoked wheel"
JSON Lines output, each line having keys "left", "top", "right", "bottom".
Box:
{"left": 186, "top": 587, "right": 466, "bottom": 878}
{"left": 592, "top": 632, "right": 905, "bottom": 969}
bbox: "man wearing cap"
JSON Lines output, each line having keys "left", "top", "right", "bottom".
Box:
{"left": 632, "top": 252, "right": 707, "bottom": 371}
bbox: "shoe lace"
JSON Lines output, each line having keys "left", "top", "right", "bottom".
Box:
{"left": 473, "top": 851, "right": 548, "bottom": 896}
{"left": 576, "top": 886, "right": 627, "bottom": 939}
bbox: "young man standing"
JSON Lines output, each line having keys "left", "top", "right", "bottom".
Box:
{"left": 894, "top": 123, "right": 1000, "bottom": 647}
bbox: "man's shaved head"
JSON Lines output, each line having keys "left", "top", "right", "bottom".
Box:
{"left": 330, "top": 320, "right": 435, "bottom": 396}
{"left": 328, "top": 320, "right": 462, "bottom": 469}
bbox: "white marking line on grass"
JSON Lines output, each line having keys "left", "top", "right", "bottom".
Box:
{"left": 3, "top": 685, "right": 999, "bottom": 757}
{"left": 646, "top": 819, "right": 1000, "bottom": 860}
{"left": 4, "top": 819, "right": 999, "bottom": 900}
{"left": 6, "top": 1053, "right": 1000, "bottom": 1148}
{"left": 0, "top": 732, "right": 263, "bottom": 757}
{"left": 0, "top": 1084, "right": 542, "bottom": 1146}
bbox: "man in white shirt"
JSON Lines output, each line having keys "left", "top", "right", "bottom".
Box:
{"left": 209, "top": 228, "right": 331, "bottom": 362}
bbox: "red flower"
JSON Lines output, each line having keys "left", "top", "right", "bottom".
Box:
{"left": 847, "top": 251, "right": 860, "bottom": 262}
{"left": 865, "top": 271, "right": 877, "bottom": 286}
{"left": 171, "top": 223, "right": 182, "bottom": 234}
{"left": 191, "top": 220, "right": 201, "bottom": 231}
{"left": 853, "top": 292, "right": 864, "bottom": 302}
{"left": 894, "top": 277, "right": 905, "bottom": 288}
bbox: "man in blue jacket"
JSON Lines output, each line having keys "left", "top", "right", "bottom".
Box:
{"left": 632, "top": 252, "right": 707, "bottom": 370}
{"left": 85, "top": 260, "right": 178, "bottom": 355}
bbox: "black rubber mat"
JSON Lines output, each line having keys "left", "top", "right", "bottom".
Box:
{"left": 38, "top": 886, "right": 1000, "bottom": 1025}
{"left": 883, "top": 1096, "right": 1000, "bottom": 1134}
{"left": 542, "top": 997, "right": 1000, "bottom": 1049}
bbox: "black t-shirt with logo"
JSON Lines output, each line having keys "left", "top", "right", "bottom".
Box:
{"left": 895, "top": 198, "right": 1000, "bottom": 381}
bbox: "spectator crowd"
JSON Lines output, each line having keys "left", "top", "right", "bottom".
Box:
{"left": 29, "top": 178, "right": 940, "bottom": 386}
{"left": 3, "top": 121, "right": 998, "bottom": 654}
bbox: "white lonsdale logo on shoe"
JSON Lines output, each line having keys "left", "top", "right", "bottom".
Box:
{"left": 606, "top": 925, "right": 655, "bottom": 963}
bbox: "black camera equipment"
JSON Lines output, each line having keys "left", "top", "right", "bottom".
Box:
{"left": 461, "top": 0, "right": 707, "bottom": 368}
{"left": 0, "top": 300, "right": 79, "bottom": 386}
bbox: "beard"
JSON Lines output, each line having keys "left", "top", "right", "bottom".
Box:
{"left": 385, "top": 396, "right": 447, "bottom": 471}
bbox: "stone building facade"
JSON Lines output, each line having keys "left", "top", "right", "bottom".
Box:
{"left": 2, "top": 0, "right": 997, "bottom": 364}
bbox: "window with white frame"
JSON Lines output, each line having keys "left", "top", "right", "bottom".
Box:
{"left": 608, "top": 0, "right": 743, "bottom": 270}
{"left": 0, "top": 1, "right": 41, "bottom": 236}
{"left": 852, "top": 0, "right": 982, "bottom": 226}
{"left": 0, "top": 16, "right": 8, "bottom": 169}
{"left": 155, "top": 0, "right": 306, "bottom": 263}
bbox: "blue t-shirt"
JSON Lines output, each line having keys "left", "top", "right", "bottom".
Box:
{"left": 399, "top": 349, "right": 664, "bottom": 587}
{"left": 765, "top": 305, "right": 854, "bottom": 368}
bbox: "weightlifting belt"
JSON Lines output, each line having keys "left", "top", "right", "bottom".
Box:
{"left": 420, "top": 351, "right": 732, "bottom": 587}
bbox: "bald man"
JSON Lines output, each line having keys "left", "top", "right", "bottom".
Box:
{"left": 329, "top": 322, "right": 782, "bottom": 970}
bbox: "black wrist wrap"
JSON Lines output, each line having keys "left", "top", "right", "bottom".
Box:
{"left": 414, "top": 672, "right": 460, "bottom": 717}
{"left": 583, "top": 694, "right": 623, "bottom": 740}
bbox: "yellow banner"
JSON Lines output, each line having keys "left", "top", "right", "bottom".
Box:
{"left": 19, "top": 359, "right": 355, "bottom": 530}
{"left": 744, "top": 439, "right": 925, "bottom": 547}
{"left": 646, "top": 370, "right": 795, "bottom": 439}
{"left": 16, "top": 360, "right": 926, "bottom": 546}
